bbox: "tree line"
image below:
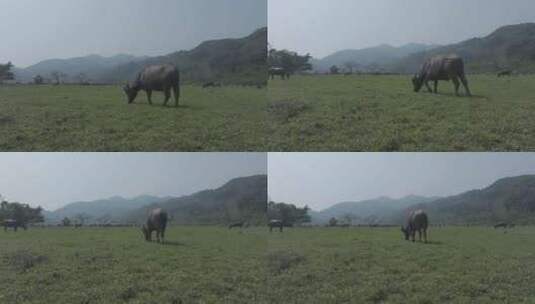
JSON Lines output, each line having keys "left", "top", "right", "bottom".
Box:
{"left": 0, "top": 196, "right": 44, "bottom": 224}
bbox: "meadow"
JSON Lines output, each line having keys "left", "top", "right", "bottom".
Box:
{"left": 266, "top": 226, "right": 535, "bottom": 304}
{"left": 268, "top": 74, "right": 535, "bottom": 151}
{"left": 0, "top": 84, "right": 267, "bottom": 151}
{"left": 0, "top": 226, "right": 268, "bottom": 304}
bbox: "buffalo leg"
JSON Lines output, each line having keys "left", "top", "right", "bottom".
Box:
{"left": 452, "top": 77, "right": 460, "bottom": 96}
{"left": 423, "top": 229, "right": 428, "bottom": 243}
{"left": 146, "top": 90, "right": 153, "bottom": 105}
{"left": 460, "top": 74, "right": 472, "bottom": 96}
{"left": 172, "top": 85, "right": 180, "bottom": 107}
{"left": 418, "top": 230, "right": 422, "bottom": 242}
{"left": 424, "top": 81, "right": 433, "bottom": 93}
{"left": 434, "top": 81, "right": 438, "bottom": 94}
{"left": 163, "top": 89, "right": 171, "bottom": 106}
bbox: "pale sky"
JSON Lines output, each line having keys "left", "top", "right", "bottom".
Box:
{"left": 0, "top": 153, "right": 267, "bottom": 211}
{"left": 0, "top": 0, "right": 267, "bottom": 67}
{"left": 268, "top": 153, "right": 535, "bottom": 211}
{"left": 268, "top": 0, "right": 535, "bottom": 58}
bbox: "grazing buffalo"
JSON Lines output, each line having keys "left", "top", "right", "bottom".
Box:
{"left": 494, "top": 222, "right": 508, "bottom": 229}
{"left": 228, "top": 222, "right": 245, "bottom": 229}
{"left": 142, "top": 208, "right": 168, "bottom": 243}
{"left": 269, "top": 67, "right": 291, "bottom": 80}
{"left": 497, "top": 70, "right": 512, "bottom": 77}
{"left": 401, "top": 210, "right": 428, "bottom": 243}
{"left": 268, "top": 219, "right": 284, "bottom": 232}
{"left": 3, "top": 219, "right": 27, "bottom": 232}
{"left": 123, "top": 64, "right": 180, "bottom": 107}
{"left": 412, "top": 55, "right": 471, "bottom": 96}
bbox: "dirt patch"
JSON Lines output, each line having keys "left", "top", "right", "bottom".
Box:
{"left": 267, "top": 250, "right": 306, "bottom": 274}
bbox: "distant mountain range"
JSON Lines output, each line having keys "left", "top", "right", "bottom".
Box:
{"left": 311, "top": 23, "right": 535, "bottom": 74}
{"left": 44, "top": 175, "right": 267, "bottom": 225}
{"left": 310, "top": 175, "right": 535, "bottom": 225}
{"left": 14, "top": 27, "right": 267, "bottom": 85}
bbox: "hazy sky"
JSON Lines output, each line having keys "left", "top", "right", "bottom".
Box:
{"left": 268, "top": 153, "right": 535, "bottom": 211}
{"left": 269, "top": 0, "right": 535, "bottom": 58}
{"left": 0, "top": 0, "right": 267, "bottom": 67}
{"left": 0, "top": 153, "right": 266, "bottom": 211}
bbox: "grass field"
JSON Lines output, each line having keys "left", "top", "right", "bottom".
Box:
{"left": 0, "top": 85, "right": 267, "bottom": 151}
{"left": 266, "top": 226, "right": 535, "bottom": 304}
{"left": 268, "top": 74, "right": 535, "bottom": 151}
{"left": 4, "top": 226, "right": 533, "bottom": 303}
{"left": 0, "top": 226, "right": 268, "bottom": 304}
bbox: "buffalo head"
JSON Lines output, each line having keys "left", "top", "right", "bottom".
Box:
{"left": 412, "top": 74, "right": 424, "bottom": 92}
{"left": 401, "top": 226, "right": 410, "bottom": 241}
{"left": 123, "top": 83, "right": 139, "bottom": 104}
{"left": 141, "top": 224, "right": 150, "bottom": 241}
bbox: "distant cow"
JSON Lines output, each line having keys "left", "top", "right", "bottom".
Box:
{"left": 401, "top": 210, "right": 428, "bottom": 243}
{"left": 269, "top": 219, "right": 284, "bottom": 232}
{"left": 497, "top": 70, "right": 512, "bottom": 77}
{"left": 412, "top": 55, "right": 471, "bottom": 96}
{"left": 494, "top": 222, "right": 508, "bottom": 229}
{"left": 123, "top": 64, "right": 180, "bottom": 107}
{"left": 269, "top": 67, "right": 291, "bottom": 80}
{"left": 3, "top": 219, "right": 27, "bottom": 232}
{"left": 228, "top": 222, "right": 245, "bottom": 229}
{"left": 142, "top": 208, "right": 168, "bottom": 243}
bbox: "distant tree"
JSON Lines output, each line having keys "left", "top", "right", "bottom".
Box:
{"left": 62, "top": 217, "right": 72, "bottom": 227}
{"left": 74, "top": 213, "right": 90, "bottom": 226}
{"left": 329, "top": 217, "right": 338, "bottom": 227}
{"left": 268, "top": 201, "right": 311, "bottom": 226}
{"left": 33, "top": 75, "right": 44, "bottom": 85}
{"left": 0, "top": 62, "right": 15, "bottom": 83}
{"left": 0, "top": 199, "right": 44, "bottom": 224}
{"left": 330, "top": 65, "right": 340, "bottom": 75}
{"left": 74, "top": 73, "right": 89, "bottom": 85}
{"left": 50, "top": 71, "right": 68, "bottom": 84}
{"left": 268, "top": 48, "right": 312, "bottom": 74}
{"left": 343, "top": 61, "right": 359, "bottom": 74}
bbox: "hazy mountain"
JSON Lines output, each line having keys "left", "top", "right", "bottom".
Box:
{"left": 310, "top": 195, "right": 439, "bottom": 225}
{"left": 45, "top": 195, "right": 171, "bottom": 223}
{"left": 311, "top": 43, "right": 438, "bottom": 72}
{"left": 393, "top": 23, "right": 535, "bottom": 73}
{"left": 13, "top": 27, "right": 267, "bottom": 85}
{"left": 411, "top": 175, "right": 535, "bottom": 225}
{"left": 126, "top": 175, "right": 267, "bottom": 225}
{"left": 101, "top": 27, "right": 267, "bottom": 85}
{"left": 14, "top": 54, "right": 147, "bottom": 83}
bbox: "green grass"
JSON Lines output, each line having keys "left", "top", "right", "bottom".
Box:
{"left": 0, "top": 85, "right": 267, "bottom": 151}
{"left": 0, "top": 226, "right": 268, "bottom": 304}
{"left": 266, "top": 226, "right": 535, "bottom": 304}
{"left": 268, "top": 74, "right": 535, "bottom": 151}
{"left": 3, "top": 226, "right": 534, "bottom": 303}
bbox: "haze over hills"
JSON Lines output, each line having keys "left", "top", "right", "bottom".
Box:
{"left": 309, "top": 23, "right": 535, "bottom": 74}
{"left": 126, "top": 175, "right": 267, "bottom": 225}
{"left": 13, "top": 27, "right": 267, "bottom": 85}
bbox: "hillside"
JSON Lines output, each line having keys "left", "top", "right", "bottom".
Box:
{"left": 311, "top": 43, "right": 437, "bottom": 73}
{"left": 127, "top": 175, "right": 267, "bottom": 225}
{"left": 102, "top": 27, "right": 267, "bottom": 85}
{"left": 411, "top": 175, "right": 535, "bottom": 225}
{"left": 13, "top": 27, "right": 267, "bottom": 85}
{"left": 310, "top": 195, "right": 438, "bottom": 225}
{"left": 394, "top": 23, "right": 535, "bottom": 73}
{"left": 45, "top": 195, "right": 171, "bottom": 224}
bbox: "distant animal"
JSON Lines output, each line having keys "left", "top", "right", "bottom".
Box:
{"left": 202, "top": 82, "right": 221, "bottom": 88}
{"left": 497, "top": 70, "right": 512, "bottom": 77}
{"left": 269, "top": 67, "right": 291, "bottom": 80}
{"left": 494, "top": 222, "right": 508, "bottom": 229}
{"left": 412, "top": 55, "right": 471, "bottom": 96}
{"left": 3, "top": 219, "right": 27, "bottom": 232}
{"left": 268, "top": 219, "right": 284, "bottom": 232}
{"left": 401, "top": 210, "right": 428, "bottom": 243}
{"left": 123, "top": 64, "right": 180, "bottom": 107}
{"left": 142, "top": 208, "right": 168, "bottom": 243}
{"left": 228, "top": 222, "right": 245, "bottom": 229}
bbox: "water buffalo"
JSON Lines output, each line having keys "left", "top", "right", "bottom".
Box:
{"left": 412, "top": 55, "right": 471, "bottom": 96}
{"left": 497, "top": 70, "right": 512, "bottom": 77}
{"left": 123, "top": 64, "right": 180, "bottom": 107}
{"left": 3, "top": 219, "right": 27, "bottom": 232}
{"left": 269, "top": 219, "right": 283, "bottom": 232}
{"left": 269, "top": 67, "right": 291, "bottom": 80}
{"left": 142, "top": 208, "right": 168, "bottom": 243}
{"left": 401, "top": 210, "right": 428, "bottom": 243}
{"left": 494, "top": 222, "right": 508, "bottom": 229}
{"left": 228, "top": 222, "right": 245, "bottom": 229}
